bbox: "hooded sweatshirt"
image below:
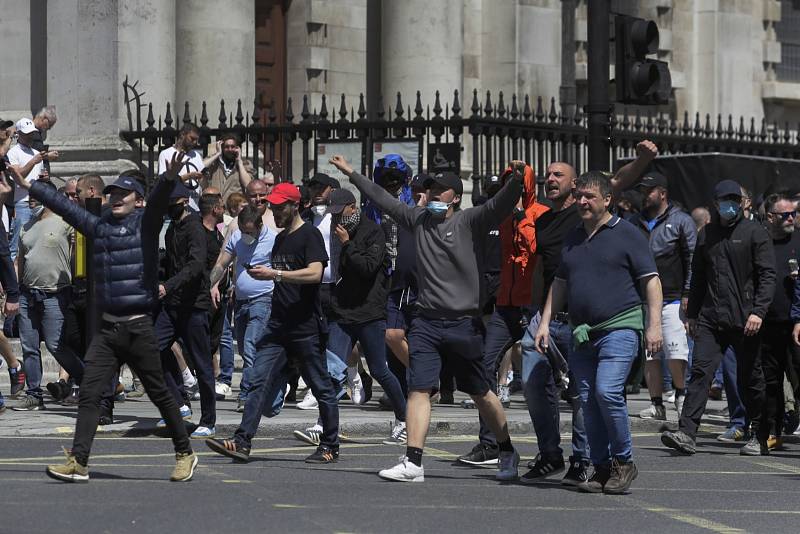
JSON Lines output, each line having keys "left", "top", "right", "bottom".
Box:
{"left": 496, "top": 164, "right": 549, "bottom": 307}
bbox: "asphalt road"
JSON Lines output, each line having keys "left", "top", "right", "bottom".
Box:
{"left": 2, "top": 432, "right": 799, "bottom": 534}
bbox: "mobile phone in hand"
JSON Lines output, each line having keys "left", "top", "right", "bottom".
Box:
{"left": 243, "top": 263, "right": 254, "bottom": 270}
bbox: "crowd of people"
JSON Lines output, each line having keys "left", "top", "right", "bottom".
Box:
{"left": 0, "top": 110, "right": 799, "bottom": 494}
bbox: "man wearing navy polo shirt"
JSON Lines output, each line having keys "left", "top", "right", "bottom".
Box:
{"left": 535, "top": 170, "right": 663, "bottom": 494}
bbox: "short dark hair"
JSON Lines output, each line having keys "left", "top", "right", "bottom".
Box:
{"left": 219, "top": 133, "right": 240, "bottom": 146}
{"left": 77, "top": 173, "right": 105, "bottom": 193}
{"left": 764, "top": 193, "right": 792, "bottom": 214}
{"left": 180, "top": 122, "right": 200, "bottom": 136}
{"left": 575, "top": 170, "right": 612, "bottom": 198}
{"left": 199, "top": 193, "right": 222, "bottom": 217}
{"left": 237, "top": 204, "right": 263, "bottom": 229}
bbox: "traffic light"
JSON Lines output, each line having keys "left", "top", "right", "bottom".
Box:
{"left": 615, "top": 15, "right": 672, "bottom": 105}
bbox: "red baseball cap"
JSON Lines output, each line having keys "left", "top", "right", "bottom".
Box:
{"left": 266, "top": 182, "right": 301, "bottom": 205}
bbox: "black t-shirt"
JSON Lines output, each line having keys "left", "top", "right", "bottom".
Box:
{"left": 269, "top": 222, "right": 329, "bottom": 335}
{"left": 767, "top": 231, "right": 800, "bottom": 322}
{"left": 535, "top": 203, "right": 581, "bottom": 300}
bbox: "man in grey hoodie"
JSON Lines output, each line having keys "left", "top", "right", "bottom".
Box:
{"left": 329, "top": 155, "right": 524, "bottom": 483}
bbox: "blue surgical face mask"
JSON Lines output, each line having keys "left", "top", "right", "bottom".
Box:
{"left": 426, "top": 200, "right": 451, "bottom": 217}
{"left": 717, "top": 200, "right": 740, "bottom": 225}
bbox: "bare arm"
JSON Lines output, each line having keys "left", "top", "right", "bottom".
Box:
{"left": 246, "top": 261, "right": 324, "bottom": 284}
{"left": 210, "top": 250, "right": 234, "bottom": 287}
{"left": 534, "top": 278, "right": 567, "bottom": 353}
{"left": 641, "top": 274, "right": 663, "bottom": 354}
{"left": 237, "top": 156, "right": 252, "bottom": 190}
{"left": 610, "top": 140, "right": 658, "bottom": 193}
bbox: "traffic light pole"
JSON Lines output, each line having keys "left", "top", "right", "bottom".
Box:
{"left": 587, "top": 0, "right": 610, "bottom": 172}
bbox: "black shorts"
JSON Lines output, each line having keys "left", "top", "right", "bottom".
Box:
{"left": 407, "top": 316, "right": 490, "bottom": 395}
{"left": 386, "top": 287, "right": 416, "bottom": 331}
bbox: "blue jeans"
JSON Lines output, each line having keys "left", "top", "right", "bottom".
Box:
{"left": 570, "top": 329, "right": 639, "bottom": 466}
{"left": 19, "top": 289, "right": 85, "bottom": 398}
{"left": 9, "top": 200, "right": 31, "bottom": 261}
{"left": 234, "top": 330, "right": 339, "bottom": 447}
{"left": 521, "top": 318, "right": 588, "bottom": 461}
{"left": 217, "top": 298, "right": 235, "bottom": 386}
{"left": 328, "top": 320, "right": 406, "bottom": 422}
{"left": 721, "top": 347, "right": 747, "bottom": 430}
{"left": 234, "top": 294, "right": 271, "bottom": 401}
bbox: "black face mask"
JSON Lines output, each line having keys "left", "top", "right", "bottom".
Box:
{"left": 168, "top": 203, "right": 186, "bottom": 221}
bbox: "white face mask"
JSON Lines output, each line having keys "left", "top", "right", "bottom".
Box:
{"left": 241, "top": 233, "right": 256, "bottom": 246}
{"left": 312, "top": 205, "right": 327, "bottom": 217}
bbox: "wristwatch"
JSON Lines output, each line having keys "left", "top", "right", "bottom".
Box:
{"left": 275, "top": 270, "right": 283, "bottom": 283}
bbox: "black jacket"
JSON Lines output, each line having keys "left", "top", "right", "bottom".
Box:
{"left": 331, "top": 217, "right": 389, "bottom": 324}
{"left": 688, "top": 216, "right": 776, "bottom": 329}
{"left": 163, "top": 212, "right": 210, "bottom": 310}
{"left": 29, "top": 176, "right": 175, "bottom": 316}
{"left": 0, "top": 218, "right": 18, "bottom": 304}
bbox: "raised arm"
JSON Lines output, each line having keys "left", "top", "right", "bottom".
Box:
{"left": 466, "top": 161, "right": 524, "bottom": 230}
{"left": 329, "top": 155, "right": 423, "bottom": 230}
{"left": 143, "top": 151, "right": 190, "bottom": 238}
{"left": 610, "top": 140, "right": 658, "bottom": 193}
{"left": 27, "top": 180, "right": 101, "bottom": 237}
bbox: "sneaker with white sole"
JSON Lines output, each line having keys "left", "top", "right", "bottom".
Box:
{"left": 191, "top": 426, "right": 216, "bottom": 439}
{"left": 215, "top": 381, "right": 232, "bottom": 399}
{"left": 378, "top": 456, "right": 425, "bottom": 482}
{"left": 297, "top": 390, "right": 318, "bottom": 410}
{"left": 674, "top": 394, "right": 685, "bottom": 416}
{"left": 663, "top": 389, "right": 676, "bottom": 404}
{"left": 157, "top": 405, "right": 192, "bottom": 428}
{"left": 638, "top": 404, "right": 666, "bottom": 420}
{"left": 347, "top": 367, "right": 365, "bottom": 405}
{"left": 496, "top": 448, "right": 520, "bottom": 481}
{"left": 382, "top": 421, "right": 407, "bottom": 445}
{"left": 46, "top": 450, "right": 89, "bottom": 483}
{"left": 293, "top": 424, "right": 323, "bottom": 446}
{"left": 170, "top": 452, "right": 198, "bottom": 482}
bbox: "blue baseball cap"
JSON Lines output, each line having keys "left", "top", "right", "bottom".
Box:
{"left": 169, "top": 180, "right": 194, "bottom": 200}
{"left": 374, "top": 154, "right": 411, "bottom": 185}
{"left": 714, "top": 179, "right": 743, "bottom": 200}
{"left": 103, "top": 175, "right": 145, "bottom": 198}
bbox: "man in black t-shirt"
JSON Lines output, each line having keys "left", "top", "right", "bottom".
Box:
{"left": 206, "top": 183, "right": 340, "bottom": 464}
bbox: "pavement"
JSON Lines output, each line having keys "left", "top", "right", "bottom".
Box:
{"left": 2, "top": 433, "right": 799, "bottom": 533}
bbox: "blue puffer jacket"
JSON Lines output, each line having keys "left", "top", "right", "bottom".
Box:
{"left": 29, "top": 176, "right": 176, "bottom": 316}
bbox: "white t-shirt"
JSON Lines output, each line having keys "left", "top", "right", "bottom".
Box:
{"left": 157, "top": 146, "right": 204, "bottom": 210}
{"left": 6, "top": 143, "right": 42, "bottom": 203}
{"left": 313, "top": 212, "right": 333, "bottom": 283}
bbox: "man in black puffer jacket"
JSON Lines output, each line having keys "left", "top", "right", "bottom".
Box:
{"left": 10, "top": 152, "right": 198, "bottom": 483}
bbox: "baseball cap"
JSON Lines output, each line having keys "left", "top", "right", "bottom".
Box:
{"left": 266, "top": 182, "right": 301, "bottom": 205}
{"left": 423, "top": 171, "right": 463, "bottom": 196}
{"left": 327, "top": 188, "right": 356, "bottom": 214}
{"left": 635, "top": 171, "right": 668, "bottom": 190}
{"left": 307, "top": 173, "right": 340, "bottom": 189}
{"left": 714, "top": 179, "right": 743, "bottom": 200}
{"left": 15, "top": 118, "right": 37, "bottom": 134}
{"left": 169, "top": 180, "right": 194, "bottom": 200}
{"left": 0, "top": 118, "right": 13, "bottom": 130}
{"left": 103, "top": 175, "right": 145, "bottom": 198}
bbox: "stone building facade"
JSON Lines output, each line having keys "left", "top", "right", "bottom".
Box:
{"left": 1, "top": 0, "right": 798, "bottom": 180}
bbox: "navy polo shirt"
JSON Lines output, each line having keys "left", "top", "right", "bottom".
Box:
{"left": 555, "top": 215, "right": 658, "bottom": 326}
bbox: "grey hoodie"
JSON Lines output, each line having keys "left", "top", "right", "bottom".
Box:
{"left": 347, "top": 172, "right": 522, "bottom": 319}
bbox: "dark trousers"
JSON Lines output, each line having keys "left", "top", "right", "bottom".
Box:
{"left": 679, "top": 319, "right": 767, "bottom": 440}
{"left": 156, "top": 307, "right": 216, "bottom": 427}
{"left": 209, "top": 298, "right": 225, "bottom": 358}
{"left": 478, "top": 306, "right": 527, "bottom": 446}
{"left": 234, "top": 329, "right": 339, "bottom": 448}
{"left": 761, "top": 321, "right": 794, "bottom": 436}
{"left": 72, "top": 317, "right": 191, "bottom": 465}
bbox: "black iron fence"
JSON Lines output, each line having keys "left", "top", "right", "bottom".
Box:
{"left": 121, "top": 77, "right": 800, "bottom": 186}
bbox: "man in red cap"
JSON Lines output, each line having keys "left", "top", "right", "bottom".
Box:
{"left": 206, "top": 182, "right": 341, "bottom": 464}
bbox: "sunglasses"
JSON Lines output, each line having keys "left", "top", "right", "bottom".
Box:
{"left": 770, "top": 211, "right": 797, "bottom": 221}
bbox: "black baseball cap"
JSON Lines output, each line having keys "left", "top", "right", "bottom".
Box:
{"left": 103, "top": 175, "right": 145, "bottom": 198}
{"left": 0, "top": 118, "right": 13, "bottom": 130}
{"left": 635, "top": 172, "right": 668, "bottom": 190}
{"left": 169, "top": 180, "right": 194, "bottom": 200}
{"left": 307, "top": 173, "right": 340, "bottom": 189}
{"left": 714, "top": 179, "right": 743, "bottom": 200}
{"left": 423, "top": 172, "right": 463, "bottom": 196}
{"left": 327, "top": 188, "right": 356, "bottom": 214}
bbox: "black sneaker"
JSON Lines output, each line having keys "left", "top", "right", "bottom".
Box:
{"left": 98, "top": 406, "right": 114, "bottom": 426}
{"left": 61, "top": 386, "right": 80, "bottom": 406}
{"left": 13, "top": 395, "right": 45, "bottom": 411}
{"left": 561, "top": 456, "right": 590, "bottom": 486}
{"left": 456, "top": 443, "right": 499, "bottom": 466}
{"left": 359, "top": 369, "right": 373, "bottom": 404}
{"left": 305, "top": 445, "right": 339, "bottom": 464}
{"left": 577, "top": 465, "right": 611, "bottom": 493}
{"left": 46, "top": 380, "right": 70, "bottom": 401}
{"left": 236, "top": 399, "right": 246, "bottom": 413}
{"left": 520, "top": 453, "right": 565, "bottom": 484}
{"left": 603, "top": 458, "right": 638, "bottom": 494}
{"left": 439, "top": 389, "right": 455, "bottom": 405}
{"left": 739, "top": 435, "right": 769, "bottom": 456}
{"left": 206, "top": 437, "right": 251, "bottom": 462}
{"left": 661, "top": 430, "right": 696, "bottom": 455}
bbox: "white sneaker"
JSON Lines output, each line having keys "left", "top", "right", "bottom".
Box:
{"left": 297, "top": 390, "right": 318, "bottom": 410}
{"left": 191, "top": 426, "right": 216, "bottom": 439}
{"left": 674, "top": 394, "right": 685, "bottom": 416}
{"left": 348, "top": 367, "right": 365, "bottom": 405}
{"left": 378, "top": 456, "right": 424, "bottom": 482}
{"left": 639, "top": 404, "right": 666, "bottom": 420}
{"left": 297, "top": 377, "right": 308, "bottom": 391}
{"left": 663, "top": 389, "right": 676, "bottom": 404}
{"left": 293, "top": 424, "right": 323, "bottom": 446}
{"left": 382, "top": 420, "right": 407, "bottom": 445}
{"left": 215, "top": 381, "right": 232, "bottom": 398}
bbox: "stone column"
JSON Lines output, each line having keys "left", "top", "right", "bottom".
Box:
{"left": 175, "top": 0, "right": 255, "bottom": 122}
{"left": 381, "top": 0, "right": 463, "bottom": 107}
{"left": 0, "top": 0, "right": 33, "bottom": 120}
{"left": 46, "top": 0, "right": 136, "bottom": 181}
{"left": 118, "top": 0, "right": 177, "bottom": 130}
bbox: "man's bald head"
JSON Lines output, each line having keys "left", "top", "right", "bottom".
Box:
{"left": 203, "top": 186, "right": 221, "bottom": 196}
{"left": 245, "top": 179, "right": 268, "bottom": 215}
{"left": 544, "top": 162, "right": 577, "bottom": 203}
